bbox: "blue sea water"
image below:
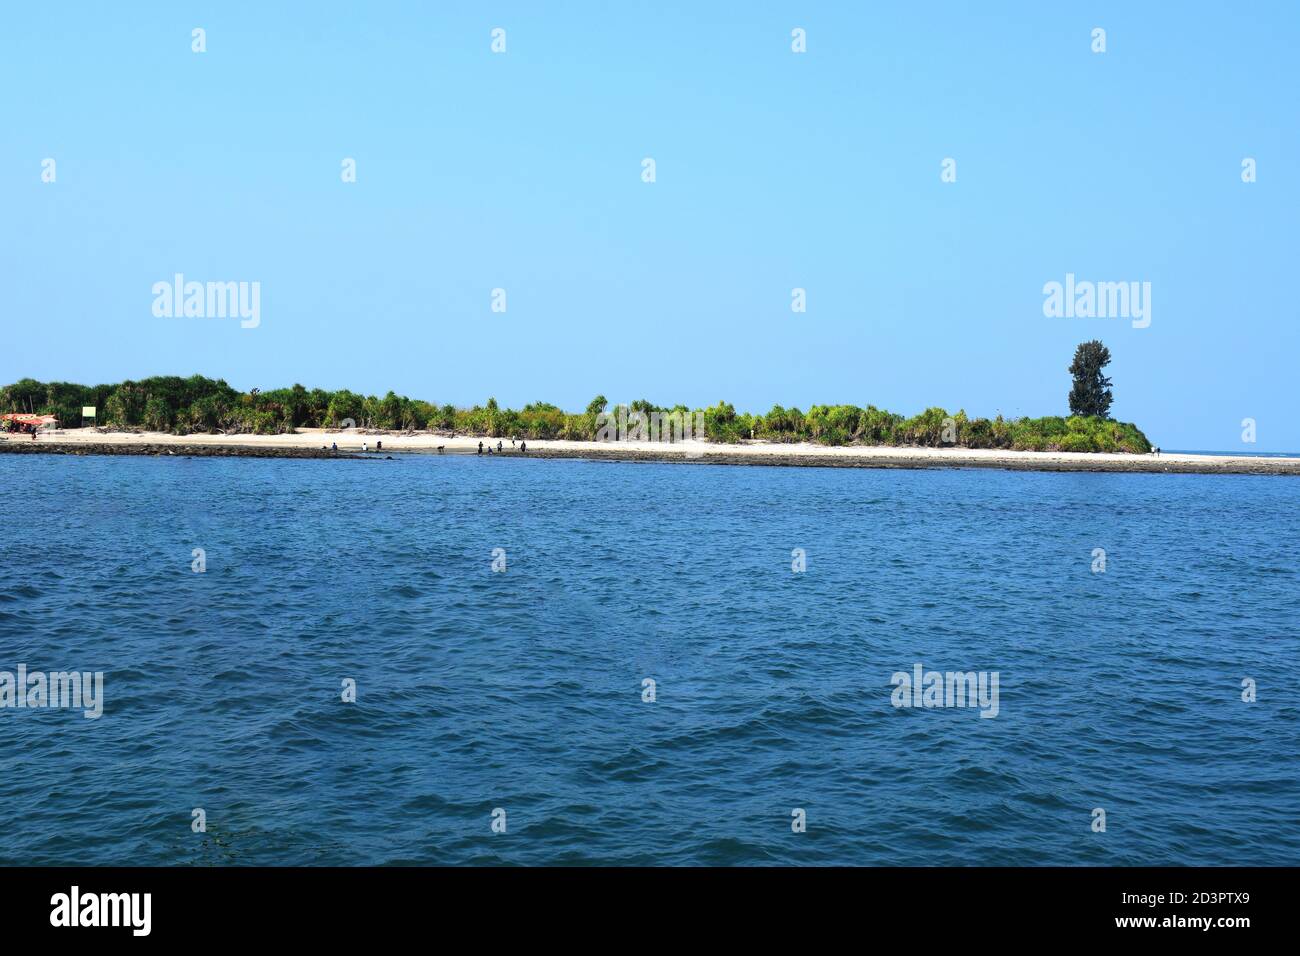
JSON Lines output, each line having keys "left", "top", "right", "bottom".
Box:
{"left": 1, "top": 453, "right": 1297, "bottom": 866}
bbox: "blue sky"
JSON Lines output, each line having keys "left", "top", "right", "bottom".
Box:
{"left": 2, "top": 2, "right": 1296, "bottom": 450}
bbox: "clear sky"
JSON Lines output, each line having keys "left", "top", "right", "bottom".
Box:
{"left": 2, "top": 2, "right": 1296, "bottom": 450}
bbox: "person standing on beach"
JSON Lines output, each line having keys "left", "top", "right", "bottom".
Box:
{"left": 477, "top": 441, "right": 483, "bottom": 455}
{"left": 497, "top": 440, "right": 502, "bottom": 452}
{"left": 520, "top": 441, "right": 526, "bottom": 454}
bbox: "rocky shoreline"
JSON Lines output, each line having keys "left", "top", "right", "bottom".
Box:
{"left": 0, "top": 441, "right": 364, "bottom": 460}
{"left": 4, "top": 437, "right": 1299, "bottom": 474}
{"left": 508, "top": 446, "right": 1300, "bottom": 475}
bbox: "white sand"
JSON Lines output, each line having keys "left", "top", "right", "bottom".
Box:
{"left": 11, "top": 426, "right": 1295, "bottom": 471}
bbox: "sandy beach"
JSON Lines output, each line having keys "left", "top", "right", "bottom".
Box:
{"left": 3, "top": 427, "right": 1297, "bottom": 474}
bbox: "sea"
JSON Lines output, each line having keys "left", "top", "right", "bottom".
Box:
{"left": 1, "top": 453, "right": 1296, "bottom": 865}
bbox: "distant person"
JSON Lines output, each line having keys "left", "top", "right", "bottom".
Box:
{"left": 520, "top": 441, "right": 526, "bottom": 453}
{"left": 497, "top": 441, "right": 503, "bottom": 452}
{"left": 477, "top": 441, "right": 483, "bottom": 455}
{"left": 362, "top": 442, "right": 368, "bottom": 453}
{"left": 437, "top": 445, "right": 445, "bottom": 453}
{"left": 331, "top": 442, "right": 337, "bottom": 451}
{"left": 376, "top": 440, "right": 382, "bottom": 450}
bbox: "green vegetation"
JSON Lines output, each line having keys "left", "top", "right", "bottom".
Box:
{"left": 1068, "top": 340, "right": 1114, "bottom": 419}
{"left": 0, "top": 374, "right": 1152, "bottom": 453}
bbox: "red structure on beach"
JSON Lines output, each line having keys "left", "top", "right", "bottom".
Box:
{"left": 1, "top": 413, "right": 58, "bottom": 434}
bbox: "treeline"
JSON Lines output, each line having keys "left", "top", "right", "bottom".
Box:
{"left": 0, "top": 376, "right": 1152, "bottom": 453}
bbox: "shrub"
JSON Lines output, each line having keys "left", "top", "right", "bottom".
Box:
{"left": 1056, "top": 432, "right": 1096, "bottom": 453}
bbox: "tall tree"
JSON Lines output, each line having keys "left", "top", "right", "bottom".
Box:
{"left": 1068, "top": 340, "right": 1114, "bottom": 418}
